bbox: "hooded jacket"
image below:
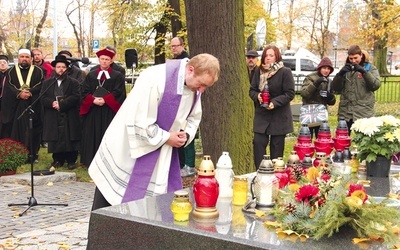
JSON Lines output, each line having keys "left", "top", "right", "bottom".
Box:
{"left": 331, "top": 51, "right": 380, "bottom": 122}
{"left": 301, "top": 57, "right": 336, "bottom": 106}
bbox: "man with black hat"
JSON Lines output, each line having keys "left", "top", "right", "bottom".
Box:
{"left": 56, "top": 50, "right": 85, "bottom": 84}
{"left": 1, "top": 49, "right": 44, "bottom": 161}
{"left": 246, "top": 50, "right": 259, "bottom": 83}
{"left": 80, "top": 48, "right": 126, "bottom": 167}
{"left": 40, "top": 55, "right": 81, "bottom": 170}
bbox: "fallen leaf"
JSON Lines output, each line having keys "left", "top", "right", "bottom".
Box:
{"left": 47, "top": 182, "right": 54, "bottom": 186}
{"left": 264, "top": 220, "right": 281, "bottom": 228}
{"left": 352, "top": 237, "right": 370, "bottom": 244}
{"left": 255, "top": 209, "right": 266, "bottom": 218}
{"left": 40, "top": 209, "right": 47, "bottom": 212}
{"left": 64, "top": 192, "right": 72, "bottom": 196}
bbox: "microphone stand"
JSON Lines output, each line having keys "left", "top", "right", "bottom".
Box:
{"left": 8, "top": 67, "right": 70, "bottom": 216}
{"left": 131, "top": 62, "right": 136, "bottom": 86}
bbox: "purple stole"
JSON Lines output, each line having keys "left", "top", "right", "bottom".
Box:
{"left": 121, "top": 59, "right": 184, "bottom": 203}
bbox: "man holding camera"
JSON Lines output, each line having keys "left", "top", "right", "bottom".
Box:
{"left": 331, "top": 45, "right": 381, "bottom": 134}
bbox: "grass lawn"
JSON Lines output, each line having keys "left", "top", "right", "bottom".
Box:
{"left": 17, "top": 95, "right": 399, "bottom": 182}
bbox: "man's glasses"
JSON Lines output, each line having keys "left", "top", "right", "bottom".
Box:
{"left": 171, "top": 44, "right": 182, "bottom": 49}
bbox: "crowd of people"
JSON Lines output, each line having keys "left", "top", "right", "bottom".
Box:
{"left": 0, "top": 46, "right": 126, "bottom": 170}
{"left": 0, "top": 41, "right": 381, "bottom": 209}
{"left": 247, "top": 44, "right": 380, "bottom": 170}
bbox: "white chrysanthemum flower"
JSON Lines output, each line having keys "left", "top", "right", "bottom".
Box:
{"left": 352, "top": 117, "right": 382, "bottom": 136}
{"left": 379, "top": 115, "right": 400, "bottom": 127}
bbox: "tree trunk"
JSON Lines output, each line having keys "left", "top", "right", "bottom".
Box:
{"left": 185, "top": 0, "right": 254, "bottom": 174}
{"left": 154, "top": 10, "right": 168, "bottom": 65}
{"left": 33, "top": 0, "right": 49, "bottom": 48}
{"left": 373, "top": 39, "right": 389, "bottom": 75}
{"left": 168, "top": 0, "right": 183, "bottom": 37}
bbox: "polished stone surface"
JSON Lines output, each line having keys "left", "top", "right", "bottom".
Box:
{"left": 88, "top": 176, "right": 394, "bottom": 250}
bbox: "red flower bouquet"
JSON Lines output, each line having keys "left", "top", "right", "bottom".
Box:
{"left": 266, "top": 165, "right": 400, "bottom": 246}
{"left": 0, "top": 138, "right": 28, "bottom": 174}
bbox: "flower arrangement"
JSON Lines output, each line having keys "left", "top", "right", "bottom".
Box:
{"left": 266, "top": 165, "right": 400, "bottom": 246}
{"left": 0, "top": 138, "right": 28, "bottom": 174}
{"left": 351, "top": 115, "right": 400, "bottom": 162}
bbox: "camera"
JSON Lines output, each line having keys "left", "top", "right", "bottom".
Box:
{"left": 350, "top": 64, "right": 355, "bottom": 71}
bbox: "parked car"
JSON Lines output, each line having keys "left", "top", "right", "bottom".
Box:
{"left": 79, "top": 57, "right": 99, "bottom": 73}
{"left": 281, "top": 48, "right": 338, "bottom": 92}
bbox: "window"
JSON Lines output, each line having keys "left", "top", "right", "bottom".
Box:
{"left": 301, "top": 59, "right": 317, "bottom": 71}
{"left": 282, "top": 59, "right": 296, "bottom": 71}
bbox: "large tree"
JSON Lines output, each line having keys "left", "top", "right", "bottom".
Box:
{"left": 185, "top": 0, "right": 254, "bottom": 174}
{"left": 362, "top": 0, "right": 400, "bottom": 74}
{"left": 32, "top": 0, "right": 50, "bottom": 48}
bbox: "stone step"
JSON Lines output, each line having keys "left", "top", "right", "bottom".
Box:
{"left": 0, "top": 171, "right": 76, "bottom": 186}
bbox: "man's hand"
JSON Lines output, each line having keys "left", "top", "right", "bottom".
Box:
{"left": 52, "top": 101, "right": 60, "bottom": 111}
{"left": 166, "top": 131, "right": 187, "bottom": 148}
{"left": 338, "top": 64, "right": 352, "bottom": 76}
{"left": 353, "top": 64, "right": 366, "bottom": 74}
{"left": 19, "top": 90, "right": 31, "bottom": 100}
{"left": 314, "top": 77, "right": 327, "bottom": 88}
{"left": 93, "top": 97, "right": 105, "bottom": 106}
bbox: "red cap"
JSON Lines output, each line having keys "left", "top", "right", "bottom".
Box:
{"left": 96, "top": 48, "right": 115, "bottom": 59}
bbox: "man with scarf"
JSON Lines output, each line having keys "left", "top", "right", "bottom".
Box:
{"left": 1, "top": 49, "right": 44, "bottom": 162}
{"left": 80, "top": 48, "right": 126, "bottom": 167}
{"left": 40, "top": 55, "right": 81, "bottom": 170}
{"left": 88, "top": 53, "right": 220, "bottom": 210}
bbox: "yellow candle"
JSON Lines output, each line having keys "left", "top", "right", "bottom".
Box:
{"left": 232, "top": 175, "right": 248, "bottom": 206}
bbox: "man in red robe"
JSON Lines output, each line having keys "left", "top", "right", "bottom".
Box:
{"left": 80, "top": 48, "right": 126, "bottom": 167}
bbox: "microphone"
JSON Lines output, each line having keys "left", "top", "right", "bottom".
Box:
{"left": 65, "top": 57, "right": 90, "bottom": 64}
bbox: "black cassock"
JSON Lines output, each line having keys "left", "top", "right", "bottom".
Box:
{"left": 2, "top": 65, "right": 44, "bottom": 156}
{"left": 40, "top": 76, "right": 81, "bottom": 154}
{"left": 79, "top": 69, "right": 126, "bottom": 167}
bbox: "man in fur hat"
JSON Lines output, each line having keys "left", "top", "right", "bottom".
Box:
{"left": 79, "top": 48, "right": 126, "bottom": 167}
{"left": 40, "top": 55, "right": 81, "bottom": 170}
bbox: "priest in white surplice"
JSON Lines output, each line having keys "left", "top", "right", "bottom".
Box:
{"left": 88, "top": 53, "right": 220, "bottom": 210}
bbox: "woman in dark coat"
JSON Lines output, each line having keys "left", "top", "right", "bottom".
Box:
{"left": 40, "top": 55, "right": 81, "bottom": 169}
{"left": 249, "top": 45, "right": 295, "bottom": 169}
{"left": 79, "top": 48, "right": 126, "bottom": 167}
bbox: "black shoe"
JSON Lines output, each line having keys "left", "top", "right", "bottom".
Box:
{"left": 67, "top": 162, "right": 77, "bottom": 170}
{"left": 49, "top": 161, "right": 63, "bottom": 168}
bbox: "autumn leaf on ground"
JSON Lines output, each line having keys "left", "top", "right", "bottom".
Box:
{"left": 47, "top": 182, "right": 54, "bottom": 186}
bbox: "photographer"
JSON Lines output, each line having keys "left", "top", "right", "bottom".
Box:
{"left": 331, "top": 45, "right": 381, "bottom": 134}
{"left": 301, "top": 57, "right": 336, "bottom": 139}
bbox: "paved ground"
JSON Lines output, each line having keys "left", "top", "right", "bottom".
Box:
{"left": 0, "top": 173, "right": 95, "bottom": 249}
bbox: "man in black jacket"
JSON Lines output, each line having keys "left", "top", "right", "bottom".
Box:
{"left": 40, "top": 55, "right": 81, "bottom": 170}
{"left": 171, "top": 37, "right": 190, "bottom": 59}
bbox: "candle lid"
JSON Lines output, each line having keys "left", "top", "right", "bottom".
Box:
{"left": 174, "top": 190, "right": 189, "bottom": 199}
